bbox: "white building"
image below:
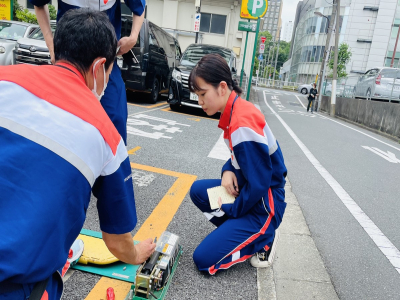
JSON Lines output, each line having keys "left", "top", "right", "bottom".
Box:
{"left": 282, "top": 21, "right": 293, "bottom": 42}
{"left": 145, "top": 0, "right": 258, "bottom": 77}
{"left": 21, "top": 0, "right": 261, "bottom": 80}
{"left": 287, "top": 0, "right": 400, "bottom": 83}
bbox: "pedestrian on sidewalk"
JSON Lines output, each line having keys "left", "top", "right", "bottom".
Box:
{"left": 307, "top": 83, "right": 318, "bottom": 113}
{"left": 188, "top": 54, "right": 287, "bottom": 274}
{"left": 0, "top": 10, "right": 155, "bottom": 300}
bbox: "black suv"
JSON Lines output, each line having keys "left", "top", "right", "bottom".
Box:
{"left": 168, "top": 44, "right": 237, "bottom": 110}
{"left": 119, "top": 16, "right": 182, "bottom": 103}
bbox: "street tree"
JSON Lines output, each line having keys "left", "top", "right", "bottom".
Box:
{"left": 328, "top": 43, "right": 352, "bottom": 78}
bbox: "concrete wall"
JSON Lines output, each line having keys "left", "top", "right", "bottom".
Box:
{"left": 320, "top": 96, "right": 400, "bottom": 139}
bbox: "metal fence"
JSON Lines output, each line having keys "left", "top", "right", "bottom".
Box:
{"left": 255, "top": 78, "right": 302, "bottom": 92}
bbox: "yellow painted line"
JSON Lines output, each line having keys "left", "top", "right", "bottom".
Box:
{"left": 131, "top": 163, "right": 197, "bottom": 241}
{"left": 85, "top": 163, "right": 197, "bottom": 300}
{"left": 161, "top": 107, "right": 218, "bottom": 121}
{"left": 128, "top": 146, "right": 141, "bottom": 155}
{"left": 85, "top": 277, "right": 132, "bottom": 300}
{"left": 128, "top": 102, "right": 166, "bottom": 108}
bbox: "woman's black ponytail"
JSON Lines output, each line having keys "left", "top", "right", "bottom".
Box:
{"left": 189, "top": 54, "right": 242, "bottom": 95}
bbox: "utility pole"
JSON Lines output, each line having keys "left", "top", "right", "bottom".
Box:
{"left": 195, "top": 0, "right": 201, "bottom": 43}
{"left": 331, "top": 0, "right": 340, "bottom": 117}
{"left": 269, "top": 43, "right": 275, "bottom": 80}
{"left": 265, "top": 45, "right": 272, "bottom": 78}
{"left": 273, "top": 27, "right": 281, "bottom": 87}
{"left": 315, "top": 6, "right": 336, "bottom": 112}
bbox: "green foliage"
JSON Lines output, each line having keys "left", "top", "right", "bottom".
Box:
{"left": 48, "top": 4, "right": 57, "bottom": 20}
{"left": 13, "top": 0, "right": 57, "bottom": 24}
{"left": 328, "top": 43, "right": 352, "bottom": 78}
{"left": 15, "top": 8, "right": 38, "bottom": 24}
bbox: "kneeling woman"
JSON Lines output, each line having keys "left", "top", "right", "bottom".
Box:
{"left": 189, "top": 54, "right": 287, "bottom": 274}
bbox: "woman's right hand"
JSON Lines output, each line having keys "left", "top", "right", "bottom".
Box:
{"left": 221, "top": 171, "right": 239, "bottom": 197}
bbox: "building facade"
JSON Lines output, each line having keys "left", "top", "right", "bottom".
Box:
{"left": 287, "top": 0, "right": 400, "bottom": 83}
{"left": 282, "top": 21, "right": 293, "bottom": 42}
{"left": 21, "top": 0, "right": 262, "bottom": 78}
{"left": 261, "top": 0, "right": 283, "bottom": 40}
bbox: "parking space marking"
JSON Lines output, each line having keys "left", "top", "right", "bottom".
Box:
{"left": 85, "top": 277, "right": 131, "bottom": 300}
{"left": 128, "top": 146, "right": 141, "bottom": 155}
{"left": 127, "top": 102, "right": 167, "bottom": 109}
{"left": 130, "top": 162, "right": 197, "bottom": 241}
{"left": 128, "top": 105, "right": 169, "bottom": 117}
{"left": 161, "top": 108, "right": 219, "bottom": 121}
{"left": 85, "top": 163, "right": 197, "bottom": 300}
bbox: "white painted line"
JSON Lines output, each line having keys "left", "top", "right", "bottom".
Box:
{"left": 295, "top": 95, "right": 307, "bottom": 109}
{"left": 362, "top": 146, "right": 400, "bottom": 163}
{"left": 263, "top": 90, "right": 400, "bottom": 275}
{"left": 294, "top": 96, "right": 400, "bottom": 153}
{"left": 208, "top": 132, "right": 230, "bottom": 161}
{"left": 128, "top": 105, "right": 169, "bottom": 117}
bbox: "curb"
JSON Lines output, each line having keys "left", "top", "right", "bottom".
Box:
{"left": 251, "top": 87, "right": 339, "bottom": 300}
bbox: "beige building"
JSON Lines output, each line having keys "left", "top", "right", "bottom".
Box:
{"left": 21, "top": 0, "right": 262, "bottom": 76}
{"left": 145, "top": 0, "right": 257, "bottom": 76}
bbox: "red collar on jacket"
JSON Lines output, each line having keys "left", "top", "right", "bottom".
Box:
{"left": 218, "top": 91, "right": 237, "bottom": 131}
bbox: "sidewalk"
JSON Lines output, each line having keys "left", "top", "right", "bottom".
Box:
{"left": 250, "top": 88, "right": 339, "bottom": 300}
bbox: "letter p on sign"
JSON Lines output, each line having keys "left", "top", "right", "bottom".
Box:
{"left": 252, "top": 0, "right": 263, "bottom": 14}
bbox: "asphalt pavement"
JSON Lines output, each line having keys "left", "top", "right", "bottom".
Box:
{"left": 254, "top": 87, "right": 400, "bottom": 300}
{"left": 61, "top": 87, "right": 400, "bottom": 300}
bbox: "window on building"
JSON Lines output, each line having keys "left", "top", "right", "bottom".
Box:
{"left": 200, "top": 13, "right": 227, "bottom": 34}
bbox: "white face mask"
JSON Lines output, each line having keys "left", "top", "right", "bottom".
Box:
{"left": 92, "top": 60, "right": 107, "bottom": 101}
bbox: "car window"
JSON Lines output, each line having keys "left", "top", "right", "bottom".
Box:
{"left": 175, "top": 42, "right": 182, "bottom": 59}
{"left": 121, "top": 16, "right": 140, "bottom": 47}
{"left": 380, "top": 69, "right": 400, "bottom": 79}
{"left": 369, "top": 69, "right": 378, "bottom": 76}
{"left": 0, "top": 22, "right": 28, "bottom": 41}
{"left": 149, "top": 25, "right": 159, "bottom": 46}
{"left": 181, "top": 45, "right": 231, "bottom": 67}
{"left": 28, "top": 26, "right": 56, "bottom": 40}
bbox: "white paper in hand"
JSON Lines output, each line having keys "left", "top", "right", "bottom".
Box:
{"left": 207, "top": 186, "right": 236, "bottom": 210}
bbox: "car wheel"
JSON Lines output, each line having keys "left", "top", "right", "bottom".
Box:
{"left": 170, "top": 104, "right": 180, "bottom": 111}
{"left": 301, "top": 88, "right": 308, "bottom": 94}
{"left": 150, "top": 78, "right": 160, "bottom": 104}
{"left": 366, "top": 88, "right": 371, "bottom": 100}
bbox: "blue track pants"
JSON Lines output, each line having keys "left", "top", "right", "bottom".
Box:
{"left": 190, "top": 179, "right": 286, "bottom": 274}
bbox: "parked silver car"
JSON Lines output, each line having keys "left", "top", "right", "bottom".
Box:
{"left": 354, "top": 67, "right": 400, "bottom": 100}
{"left": 0, "top": 20, "right": 38, "bottom": 65}
{"left": 13, "top": 22, "right": 56, "bottom": 65}
{"left": 298, "top": 82, "right": 314, "bottom": 94}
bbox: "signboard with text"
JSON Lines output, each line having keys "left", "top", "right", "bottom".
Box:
{"left": 261, "top": 36, "right": 266, "bottom": 43}
{"left": 240, "top": 0, "right": 268, "bottom": 20}
{"left": 238, "top": 21, "right": 257, "bottom": 32}
{"left": 259, "top": 43, "right": 265, "bottom": 53}
{"left": 194, "top": 13, "right": 200, "bottom": 32}
{"left": 0, "top": 0, "right": 12, "bottom": 20}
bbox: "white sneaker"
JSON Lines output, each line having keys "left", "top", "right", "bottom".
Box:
{"left": 250, "top": 229, "right": 280, "bottom": 268}
{"left": 68, "top": 239, "right": 84, "bottom": 264}
{"left": 62, "top": 239, "right": 84, "bottom": 277}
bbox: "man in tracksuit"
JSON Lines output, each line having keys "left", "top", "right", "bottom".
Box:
{"left": 0, "top": 10, "right": 155, "bottom": 299}
{"left": 32, "top": 0, "right": 146, "bottom": 144}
